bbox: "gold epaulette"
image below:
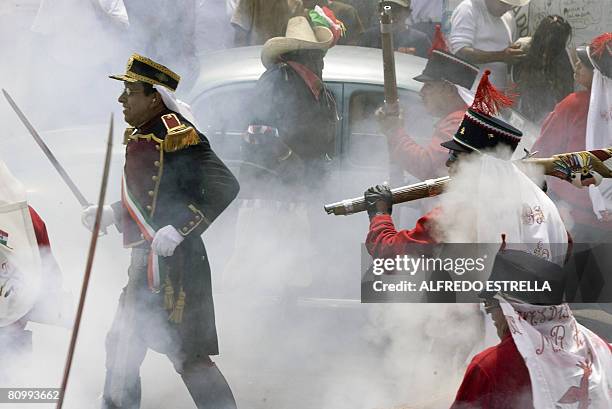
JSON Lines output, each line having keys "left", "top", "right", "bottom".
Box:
{"left": 123, "top": 127, "right": 136, "bottom": 145}
{"left": 161, "top": 113, "right": 200, "bottom": 152}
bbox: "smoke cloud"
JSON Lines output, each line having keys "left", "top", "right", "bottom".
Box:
{"left": 0, "top": 2, "right": 508, "bottom": 409}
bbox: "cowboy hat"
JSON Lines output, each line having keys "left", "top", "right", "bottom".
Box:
{"left": 261, "top": 16, "right": 334, "bottom": 69}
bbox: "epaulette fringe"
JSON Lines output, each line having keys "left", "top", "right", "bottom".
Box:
{"left": 123, "top": 127, "right": 136, "bottom": 145}
{"left": 164, "top": 126, "right": 200, "bottom": 152}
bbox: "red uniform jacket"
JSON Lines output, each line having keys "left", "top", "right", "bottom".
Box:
{"left": 452, "top": 334, "right": 612, "bottom": 409}
{"left": 365, "top": 210, "right": 439, "bottom": 259}
{"left": 451, "top": 334, "right": 534, "bottom": 409}
{"left": 388, "top": 109, "right": 466, "bottom": 180}
{"left": 532, "top": 91, "right": 612, "bottom": 231}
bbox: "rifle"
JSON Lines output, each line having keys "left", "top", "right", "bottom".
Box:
{"left": 324, "top": 148, "right": 612, "bottom": 216}
{"left": 379, "top": 1, "right": 399, "bottom": 116}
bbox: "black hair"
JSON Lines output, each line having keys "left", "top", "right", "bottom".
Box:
{"left": 514, "top": 15, "right": 574, "bottom": 123}
{"left": 527, "top": 15, "right": 572, "bottom": 70}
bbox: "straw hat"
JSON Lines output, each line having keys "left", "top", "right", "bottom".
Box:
{"left": 261, "top": 16, "right": 334, "bottom": 69}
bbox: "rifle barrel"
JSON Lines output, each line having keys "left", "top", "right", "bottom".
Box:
{"left": 324, "top": 177, "right": 450, "bottom": 216}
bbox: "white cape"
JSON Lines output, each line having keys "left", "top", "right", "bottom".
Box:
{"left": 500, "top": 296, "right": 612, "bottom": 409}
{"left": 0, "top": 161, "right": 41, "bottom": 327}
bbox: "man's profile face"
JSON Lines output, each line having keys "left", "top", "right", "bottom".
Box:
{"left": 117, "top": 81, "right": 158, "bottom": 126}
{"left": 445, "top": 150, "right": 465, "bottom": 174}
{"left": 484, "top": 0, "right": 513, "bottom": 17}
{"left": 574, "top": 59, "right": 594, "bottom": 89}
{"left": 420, "top": 80, "right": 452, "bottom": 117}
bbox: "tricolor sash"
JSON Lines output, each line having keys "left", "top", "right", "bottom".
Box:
{"left": 121, "top": 175, "right": 161, "bottom": 291}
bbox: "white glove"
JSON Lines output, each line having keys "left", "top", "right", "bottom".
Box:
{"left": 151, "top": 225, "right": 184, "bottom": 257}
{"left": 81, "top": 205, "right": 115, "bottom": 232}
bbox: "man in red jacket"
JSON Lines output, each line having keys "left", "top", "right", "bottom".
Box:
{"left": 378, "top": 34, "right": 480, "bottom": 181}
{"left": 365, "top": 70, "right": 524, "bottom": 259}
{"left": 531, "top": 34, "right": 612, "bottom": 242}
{"left": 452, "top": 249, "right": 612, "bottom": 409}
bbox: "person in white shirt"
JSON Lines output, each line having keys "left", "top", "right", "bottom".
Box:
{"left": 449, "top": 0, "right": 529, "bottom": 89}
{"left": 409, "top": 0, "right": 443, "bottom": 41}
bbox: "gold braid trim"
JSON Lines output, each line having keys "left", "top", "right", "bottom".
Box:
{"left": 164, "top": 127, "right": 200, "bottom": 152}
{"left": 163, "top": 276, "right": 174, "bottom": 311}
{"left": 168, "top": 287, "right": 186, "bottom": 324}
{"left": 123, "top": 127, "right": 136, "bottom": 145}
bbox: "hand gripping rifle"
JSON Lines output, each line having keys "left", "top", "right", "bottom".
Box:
{"left": 324, "top": 148, "right": 612, "bottom": 216}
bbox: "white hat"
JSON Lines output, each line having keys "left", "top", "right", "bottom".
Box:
{"left": 499, "top": 0, "right": 531, "bottom": 6}
{"left": 261, "top": 16, "right": 334, "bottom": 69}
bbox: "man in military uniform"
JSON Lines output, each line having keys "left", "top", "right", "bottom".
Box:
{"left": 82, "top": 54, "right": 239, "bottom": 409}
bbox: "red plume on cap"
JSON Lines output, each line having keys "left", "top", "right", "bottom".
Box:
{"left": 471, "top": 70, "right": 515, "bottom": 116}
{"left": 428, "top": 24, "right": 449, "bottom": 57}
{"left": 590, "top": 32, "right": 612, "bottom": 57}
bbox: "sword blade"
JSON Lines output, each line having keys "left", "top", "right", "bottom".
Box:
{"left": 56, "top": 114, "right": 114, "bottom": 409}
{"left": 2, "top": 89, "right": 90, "bottom": 207}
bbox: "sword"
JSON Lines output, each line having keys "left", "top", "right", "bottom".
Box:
{"left": 2, "top": 89, "right": 90, "bottom": 207}
{"left": 56, "top": 114, "right": 114, "bottom": 409}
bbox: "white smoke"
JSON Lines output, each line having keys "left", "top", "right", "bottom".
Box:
{"left": 0, "top": 2, "right": 510, "bottom": 409}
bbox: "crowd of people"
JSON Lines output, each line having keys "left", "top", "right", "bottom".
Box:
{"left": 64, "top": 0, "right": 588, "bottom": 125}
